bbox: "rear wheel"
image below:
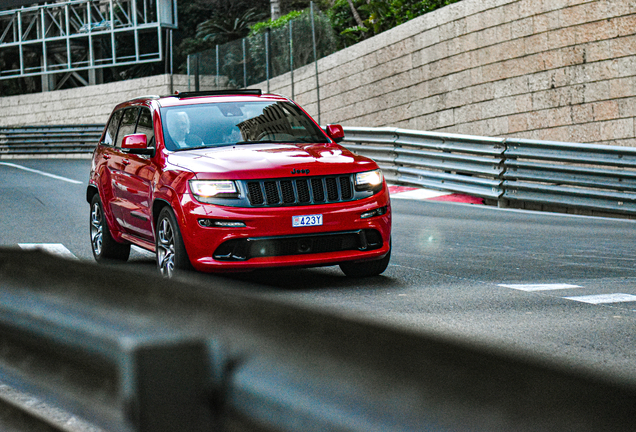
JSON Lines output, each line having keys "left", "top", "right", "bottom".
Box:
{"left": 156, "top": 207, "right": 192, "bottom": 278}
{"left": 89, "top": 194, "right": 130, "bottom": 262}
{"left": 339, "top": 246, "right": 391, "bottom": 277}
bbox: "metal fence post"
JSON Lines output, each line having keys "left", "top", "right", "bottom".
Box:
{"left": 187, "top": 54, "right": 191, "bottom": 91}
{"left": 498, "top": 138, "right": 509, "bottom": 208}
{"left": 310, "top": 1, "right": 321, "bottom": 124}
{"left": 265, "top": 29, "right": 270, "bottom": 93}
{"left": 289, "top": 20, "right": 294, "bottom": 100}
{"left": 195, "top": 53, "right": 200, "bottom": 92}
{"left": 242, "top": 38, "right": 247, "bottom": 88}
{"left": 215, "top": 44, "right": 219, "bottom": 89}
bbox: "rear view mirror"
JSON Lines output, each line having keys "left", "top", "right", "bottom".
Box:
{"left": 326, "top": 124, "right": 345, "bottom": 143}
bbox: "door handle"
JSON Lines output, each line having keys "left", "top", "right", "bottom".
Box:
{"left": 103, "top": 154, "right": 111, "bottom": 160}
{"left": 123, "top": 159, "right": 131, "bottom": 165}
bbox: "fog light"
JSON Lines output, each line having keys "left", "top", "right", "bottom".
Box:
{"left": 361, "top": 206, "right": 387, "bottom": 219}
{"left": 199, "top": 219, "right": 246, "bottom": 228}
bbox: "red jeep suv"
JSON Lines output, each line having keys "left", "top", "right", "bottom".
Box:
{"left": 87, "top": 90, "right": 391, "bottom": 277}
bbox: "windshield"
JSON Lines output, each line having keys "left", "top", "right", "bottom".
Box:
{"left": 160, "top": 100, "right": 329, "bottom": 151}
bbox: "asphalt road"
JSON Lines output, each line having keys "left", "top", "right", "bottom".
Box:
{"left": 1, "top": 158, "right": 636, "bottom": 385}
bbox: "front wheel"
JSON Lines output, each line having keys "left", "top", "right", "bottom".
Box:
{"left": 156, "top": 207, "right": 193, "bottom": 278}
{"left": 339, "top": 247, "right": 391, "bottom": 277}
{"left": 89, "top": 194, "right": 130, "bottom": 262}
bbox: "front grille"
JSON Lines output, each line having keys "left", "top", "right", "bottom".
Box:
{"left": 245, "top": 174, "right": 355, "bottom": 207}
{"left": 213, "top": 229, "right": 383, "bottom": 261}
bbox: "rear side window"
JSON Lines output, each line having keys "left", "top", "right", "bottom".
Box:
{"left": 103, "top": 110, "right": 123, "bottom": 146}
{"left": 115, "top": 107, "right": 140, "bottom": 148}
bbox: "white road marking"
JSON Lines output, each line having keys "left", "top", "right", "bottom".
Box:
{"left": 498, "top": 283, "right": 581, "bottom": 291}
{"left": 0, "top": 162, "right": 83, "bottom": 184}
{"left": 390, "top": 189, "right": 450, "bottom": 200}
{"left": 132, "top": 245, "right": 155, "bottom": 257}
{"left": 564, "top": 294, "right": 636, "bottom": 304}
{"left": 18, "top": 243, "right": 78, "bottom": 260}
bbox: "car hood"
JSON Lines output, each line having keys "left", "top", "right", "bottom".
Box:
{"left": 166, "top": 142, "right": 377, "bottom": 179}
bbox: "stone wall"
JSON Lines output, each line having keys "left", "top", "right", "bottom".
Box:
{"left": 265, "top": 0, "right": 636, "bottom": 146}
{"left": 0, "top": 75, "right": 195, "bottom": 127}
{"left": 2, "top": 0, "right": 636, "bottom": 147}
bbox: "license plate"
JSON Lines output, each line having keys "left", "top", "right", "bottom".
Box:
{"left": 292, "top": 214, "right": 323, "bottom": 227}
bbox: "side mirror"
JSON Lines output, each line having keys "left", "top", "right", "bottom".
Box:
{"left": 122, "top": 133, "right": 154, "bottom": 156}
{"left": 325, "top": 124, "right": 345, "bottom": 143}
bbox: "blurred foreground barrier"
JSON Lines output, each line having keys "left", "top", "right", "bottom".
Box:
{"left": 342, "top": 127, "right": 636, "bottom": 216}
{"left": 0, "top": 248, "right": 636, "bottom": 431}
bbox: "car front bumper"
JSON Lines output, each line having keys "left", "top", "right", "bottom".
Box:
{"left": 178, "top": 188, "right": 391, "bottom": 272}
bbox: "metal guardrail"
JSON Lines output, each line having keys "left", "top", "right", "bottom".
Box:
{"left": 342, "top": 127, "right": 636, "bottom": 216}
{"left": 503, "top": 137, "right": 636, "bottom": 214}
{"left": 4, "top": 123, "right": 636, "bottom": 215}
{"left": 342, "top": 127, "right": 505, "bottom": 200}
{"left": 1, "top": 248, "right": 636, "bottom": 431}
{"left": 0, "top": 125, "right": 103, "bottom": 157}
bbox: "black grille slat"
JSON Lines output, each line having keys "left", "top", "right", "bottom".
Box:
{"left": 264, "top": 181, "right": 280, "bottom": 204}
{"left": 296, "top": 180, "right": 311, "bottom": 203}
{"left": 326, "top": 178, "right": 338, "bottom": 201}
{"left": 280, "top": 180, "right": 295, "bottom": 203}
{"left": 311, "top": 178, "right": 325, "bottom": 202}
{"left": 340, "top": 176, "right": 353, "bottom": 200}
{"left": 247, "top": 182, "right": 264, "bottom": 205}
{"left": 244, "top": 174, "right": 357, "bottom": 207}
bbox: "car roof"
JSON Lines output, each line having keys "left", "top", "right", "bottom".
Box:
{"left": 119, "top": 90, "right": 289, "bottom": 109}
{"left": 157, "top": 93, "right": 288, "bottom": 108}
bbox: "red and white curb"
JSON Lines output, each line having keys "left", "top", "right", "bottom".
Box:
{"left": 388, "top": 186, "right": 483, "bottom": 204}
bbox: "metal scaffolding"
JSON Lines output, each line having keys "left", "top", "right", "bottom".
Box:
{"left": 0, "top": 0, "right": 177, "bottom": 88}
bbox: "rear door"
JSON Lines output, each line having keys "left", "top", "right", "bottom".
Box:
{"left": 94, "top": 109, "right": 124, "bottom": 232}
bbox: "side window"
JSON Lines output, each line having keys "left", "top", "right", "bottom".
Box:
{"left": 136, "top": 107, "right": 155, "bottom": 147}
{"left": 103, "top": 110, "right": 123, "bottom": 146}
{"left": 115, "top": 107, "right": 140, "bottom": 148}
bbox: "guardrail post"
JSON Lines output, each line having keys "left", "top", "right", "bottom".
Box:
{"left": 498, "top": 138, "right": 509, "bottom": 208}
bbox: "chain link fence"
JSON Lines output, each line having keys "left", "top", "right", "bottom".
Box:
{"left": 186, "top": 3, "right": 337, "bottom": 123}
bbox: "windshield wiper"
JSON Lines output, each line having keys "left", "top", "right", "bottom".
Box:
{"left": 234, "top": 140, "right": 278, "bottom": 145}
{"left": 234, "top": 139, "right": 326, "bottom": 145}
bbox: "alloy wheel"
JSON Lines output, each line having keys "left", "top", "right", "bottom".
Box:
{"left": 157, "top": 217, "right": 176, "bottom": 278}
{"left": 90, "top": 201, "right": 103, "bottom": 256}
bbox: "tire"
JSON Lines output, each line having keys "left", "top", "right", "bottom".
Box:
{"left": 89, "top": 194, "right": 130, "bottom": 262}
{"left": 339, "top": 246, "right": 391, "bottom": 278}
{"left": 156, "top": 207, "right": 193, "bottom": 278}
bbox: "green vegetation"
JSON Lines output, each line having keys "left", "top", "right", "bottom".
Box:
{"left": 327, "top": 0, "right": 461, "bottom": 48}
{"left": 178, "top": 0, "right": 462, "bottom": 70}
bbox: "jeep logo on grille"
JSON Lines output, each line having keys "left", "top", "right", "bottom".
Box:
{"left": 291, "top": 168, "right": 310, "bottom": 175}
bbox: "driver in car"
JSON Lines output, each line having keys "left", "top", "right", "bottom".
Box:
{"left": 167, "top": 111, "right": 203, "bottom": 149}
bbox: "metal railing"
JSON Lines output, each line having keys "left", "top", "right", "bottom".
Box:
{"left": 0, "top": 124, "right": 103, "bottom": 157}
{"left": 0, "top": 0, "right": 177, "bottom": 82}
{"left": 3, "top": 123, "right": 636, "bottom": 216}
{"left": 1, "top": 248, "right": 636, "bottom": 431}
{"left": 187, "top": 3, "right": 337, "bottom": 124}
{"left": 342, "top": 127, "right": 636, "bottom": 216}
{"left": 342, "top": 127, "right": 506, "bottom": 200}
{"left": 503, "top": 137, "right": 636, "bottom": 214}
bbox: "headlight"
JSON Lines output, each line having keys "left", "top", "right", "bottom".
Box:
{"left": 189, "top": 180, "right": 239, "bottom": 202}
{"left": 355, "top": 169, "right": 383, "bottom": 192}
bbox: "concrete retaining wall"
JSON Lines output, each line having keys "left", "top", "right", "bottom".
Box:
{"left": 0, "top": 75, "right": 195, "bottom": 127}
{"left": 266, "top": 0, "right": 636, "bottom": 147}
